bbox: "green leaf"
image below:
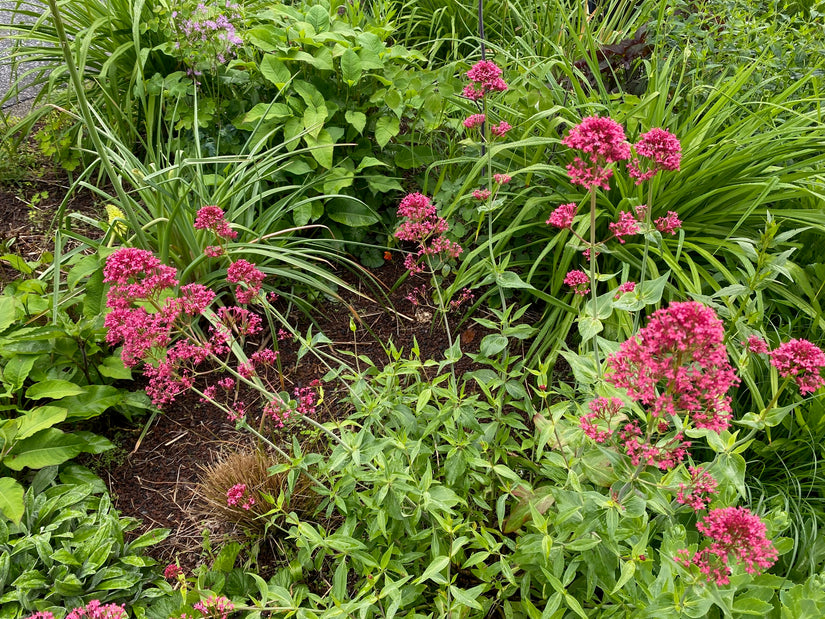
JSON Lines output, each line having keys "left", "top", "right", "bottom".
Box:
{"left": 126, "top": 528, "right": 170, "bottom": 551}
{"left": 578, "top": 317, "right": 603, "bottom": 342}
{"left": 340, "top": 48, "right": 362, "bottom": 86}
{"left": 496, "top": 271, "right": 534, "bottom": 289}
{"left": 60, "top": 385, "right": 124, "bottom": 420}
{"left": 375, "top": 116, "right": 400, "bottom": 149}
{"left": 450, "top": 585, "right": 483, "bottom": 610}
{"left": 240, "top": 102, "right": 292, "bottom": 125}
{"left": 305, "top": 5, "right": 329, "bottom": 32}
{"left": 345, "top": 110, "right": 366, "bottom": 134}
{"left": 0, "top": 477, "right": 24, "bottom": 523}
{"left": 304, "top": 129, "right": 335, "bottom": 169}
{"left": 5, "top": 428, "right": 87, "bottom": 470}
{"left": 479, "top": 334, "right": 508, "bottom": 357}
{"left": 638, "top": 271, "right": 670, "bottom": 305}
{"left": 2, "top": 354, "right": 37, "bottom": 392}
{"left": 326, "top": 200, "right": 379, "bottom": 227}
{"left": 611, "top": 560, "right": 636, "bottom": 594}
{"left": 303, "top": 103, "right": 328, "bottom": 138}
{"left": 259, "top": 56, "right": 292, "bottom": 88}
{"left": 25, "top": 380, "right": 86, "bottom": 400}
{"left": 366, "top": 175, "right": 403, "bottom": 194}
{"left": 0, "top": 297, "right": 16, "bottom": 331}
{"left": 732, "top": 598, "right": 774, "bottom": 615}
{"left": 97, "top": 355, "right": 132, "bottom": 380}
{"left": 415, "top": 556, "right": 449, "bottom": 584}
{"left": 16, "top": 406, "right": 67, "bottom": 440}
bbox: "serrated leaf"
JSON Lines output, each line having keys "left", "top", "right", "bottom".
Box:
{"left": 375, "top": 116, "right": 400, "bottom": 149}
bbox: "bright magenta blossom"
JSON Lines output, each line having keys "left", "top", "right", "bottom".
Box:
{"left": 164, "top": 563, "right": 184, "bottom": 580}
{"left": 607, "top": 302, "right": 739, "bottom": 433}
{"left": 491, "top": 121, "right": 511, "bottom": 137}
{"left": 395, "top": 193, "right": 462, "bottom": 274}
{"left": 194, "top": 205, "right": 237, "bottom": 240}
{"left": 472, "top": 188, "right": 491, "bottom": 200}
{"left": 493, "top": 173, "right": 511, "bottom": 185}
{"left": 466, "top": 60, "right": 508, "bottom": 93}
{"left": 615, "top": 281, "right": 636, "bottom": 298}
{"left": 463, "top": 113, "right": 485, "bottom": 129}
{"left": 563, "top": 116, "right": 630, "bottom": 190}
{"left": 769, "top": 339, "right": 825, "bottom": 394}
{"left": 194, "top": 595, "right": 235, "bottom": 619}
{"left": 677, "top": 507, "right": 777, "bottom": 585}
{"left": 546, "top": 203, "right": 577, "bottom": 229}
{"left": 745, "top": 335, "right": 769, "bottom": 354}
{"left": 227, "top": 259, "right": 265, "bottom": 304}
{"left": 655, "top": 211, "right": 682, "bottom": 235}
{"left": 564, "top": 270, "right": 590, "bottom": 295}
{"left": 609, "top": 211, "right": 639, "bottom": 243}
{"left": 66, "top": 601, "right": 127, "bottom": 619}
{"left": 226, "top": 483, "right": 255, "bottom": 510}
{"left": 628, "top": 128, "right": 681, "bottom": 184}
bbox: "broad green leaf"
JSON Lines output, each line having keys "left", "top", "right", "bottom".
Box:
{"left": 60, "top": 385, "right": 124, "bottom": 420}
{"left": 97, "top": 355, "right": 132, "bottom": 380}
{"left": 479, "top": 334, "right": 508, "bottom": 357}
{"left": 305, "top": 5, "right": 329, "bottom": 32}
{"left": 0, "top": 477, "right": 24, "bottom": 523}
{"left": 366, "top": 175, "right": 403, "bottom": 194}
{"left": 2, "top": 354, "right": 36, "bottom": 392}
{"left": 611, "top": 560, "right": 636, "bottom": 594}
{"left": 67, "top": 254, "right": 101, "bottom": 290}
{"left": 375, "top": 116, "right": 400, "bottom": 149}
{"left": 340, "top": 48, "right": 362, "bottom": 86}
{"left": 303, "top": 103, "right": 328, "bottom": 138}
{"left": 240, "top": 102, "right": 292, "bottom": 125}
{"left": 0, "top": 297, "right": 16, "bottom": 331}
{"left": 126, "top": 528, "right": 170, "bottom": 551}
{"left": 450, "top": 585, "right": 483, "bottom": 610}
{"left": 16, "top": 406, "right": 67, "bottom": 440}
{"left": 25, "top": 380, "right": 86, "bottom": 400}
{"left": 4, "top": 428, "right": 87, "bottom": 470}
{"left": 345, "top": 110, "right": 366, "bottom": 134}
{"left": 293, "top": 80, "right": 325, "bottom": 107}
{"left": 578, "top": 317, "right": 603, "bottom": 341}
{"left": 304, "top": 129, "right": 335, "bottom": 169}
{"left": 326, "top": 200, "right": 379, "bottom": 227}
{"left": 259, "top": 56, "right": 292, "bottom": 88}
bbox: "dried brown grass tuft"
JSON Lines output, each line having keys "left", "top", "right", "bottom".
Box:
{"left": 197, "top": 446, "right": 318, "bottom": 533}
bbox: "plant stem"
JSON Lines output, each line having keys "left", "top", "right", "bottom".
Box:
{"left": 427, "top": 256, "right": 457, "bottom": 382}
{"left": 588, "top": 189, "right": 601, "bottom": 373}
{"left": 632, "top": 183, "right": 654, "bottom": 333}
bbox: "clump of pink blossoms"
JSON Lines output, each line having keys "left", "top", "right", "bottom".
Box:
{"left": 66, "top": 601, "right": 127, "bottom": 619}
{"left": 579, "top": 397, "right": 624, "bottom": 443}
{"left": 769, "top": 338, "right": 825, "bottom": 394}
{"left": 164, "top": 563, "right": 184, "bottom": 581}
{"left": 607, "top": 301, "right": 739, "bottom": 433}
{"left": 745, "top": 335, "right": 769, "bottom": 355}
{"left": 562, "top": 116, "right": 631, "bottom": 191}
{"left": 676, "top": 507, "right": 778, "bottom": 585}
{"left": 463, "top": 113, "right": 485, "bottom": 129}
{"left": 226, "top": 483, "right": 255, "bottom": 510}
{"left": 195, "top": 205, "right": 237, "bottom": 240}
{"left": 609, "top": 211, "right": 640, "bottom": 244}
{"left": 628, "top": 128, "right": 681, "bottom": 184}
{"left": 227, "top": 259, "right": 265, "bottom": 304}
{"left": 677, "top": 466, "right": 719, "bottom": 511}
{"left": 546, "top": 202, "right": 577, "bottom": 229}
{"left": 614, "top": 281, "right": 636, "bottom": 299}
{"left": 194, "top": 595, "right": 235, "bottom": 619}
{"left": 564, "top": 270, "right": 590, "bottom": 295}
{"left": 463, "top": 59, "right": 508, "bottom": 99}
{"left": 395, "top": 193, "right": 462, "bottom": 275}
{"left": 654, "top": 211, "right": 682, "bottom": 235}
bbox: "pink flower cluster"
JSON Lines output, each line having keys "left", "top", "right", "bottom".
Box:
{"left": 226, "top": 483, "right": 255, "bottom": 510}
{"left": 608, "top": 211, "right": 640, "bottom": 243}
{"left": 607, "top": 302, "right": 739, "bottom": 433}
{"left": 564, "top": 270, "right": 590, "bottom": 295}
{"left": 164, "top": 563, "right": 184, "bottom": 581}
{"left": 676, "top": 507, "right": 778, "bottom": 585}
{"left": 463, "top": 113, "right": 485, "bottom": 129}
{"left": 395, "top": 193, "right": 462, "bottom": 274}
{"left": 195, "top": 205, "right": 237, "bottom": 240}
{"left": 546, "top": 202, "right": 578, "bottom": 229}
{"left": 654, "top": 211, "right": 682, "bottom": 235}
{"left": 493, "top": 173, "right": 511, "bottom": 185}
{"left": 227, "top": 259, "right": 265, "bottom": 304}
{"left": 579, "top": 397, "right": 624, "bottom": 443}
{"left": 628, "top": 128, "right": 681, "bottom": 184}
{"left": 449, "top": 288, "right": 475, "bottom": 310}
{"left": 194, "top": 595, "right": 235, "bottom": 619}
{"left": 677, "top": 466, "right": 719, "bottom": 511}
{"left": 472, "top": 188, "right": 491, "bottom": 200}
{"left": 769, "top": 338, "right": 825, "bottom": 394}
{"left": 491, "top": 121, "right": 511, "bottom": 137}
{"left": 562, "top": 116, "right": 631, "bottom": 190}
{"left": 295, "top": 380, "right": 321, "bottom": 416}
{"left": 619, "top": 420, "right": 691, "bottom": 470}
{"left": 745, "top": 335, "right": 769, "bottom": 354}
{"left": 463, "top": 60, "right": 508, "bottom": 99}
{"left": 65, "top": 601, "right": 127, "bottom": 619}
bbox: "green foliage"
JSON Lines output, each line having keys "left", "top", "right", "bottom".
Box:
{"left": 0, "top": 258, "right": 152, "bottom": 522}
{"left": 0, "top": 466, "right": 168, "bottom": 618}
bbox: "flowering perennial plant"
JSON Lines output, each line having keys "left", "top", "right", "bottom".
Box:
{"left": 562, "top": 116, "right": 630, "bottom": 191}
{"left": 654, "top": 211, "right": 683, "bottom": 235}
{"left": 193, "top": 595, "right": 235, "bottom": 619}
{"left": 614, "top": 281, "right": 636, "bottom": 299}
{"left": 628, "top": 127, "right": 682, "bottom": 184}
{"left": 546, "top": 203, "right": 577, "bottom": 229}
{"left": 769, "top": 338, "right": 825, "bottom": 394}
{"left": 607, "top": 302, "right": 739, "bottom": 433}
{"left": 226, "top": 483, "right": 256, "bottom": 510}
{"left": 745, "top": 335, "right": 770, "bottom": 355}
{"left": 563, "top": 270, "right": 590, "bottom": 296}
{"left": 171, "top": 1, "right": 244, "bottom": 74}
{"left": 395, "top": 193, "right": 462, "bottom": 276}
{"left": 676, "top": 507, "right": 778, "bottom": 585}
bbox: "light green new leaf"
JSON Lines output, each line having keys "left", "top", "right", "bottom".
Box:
{"left": 0, "top": 297, "right": 17, "bottom": 331}
{"left": 259, "top": 56, "right": 291, "bottom": 88}
{"left": 4, "top": 428, "right": 87, "bottom": 470}
{"left": 345, "top": 110, "right": 366, "bottom": 134}
{"left": 304, "top": 129, "right": 335, "bottom": 169}
{"left": 16, "top": 406, "right": 68, "bottom": 440}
